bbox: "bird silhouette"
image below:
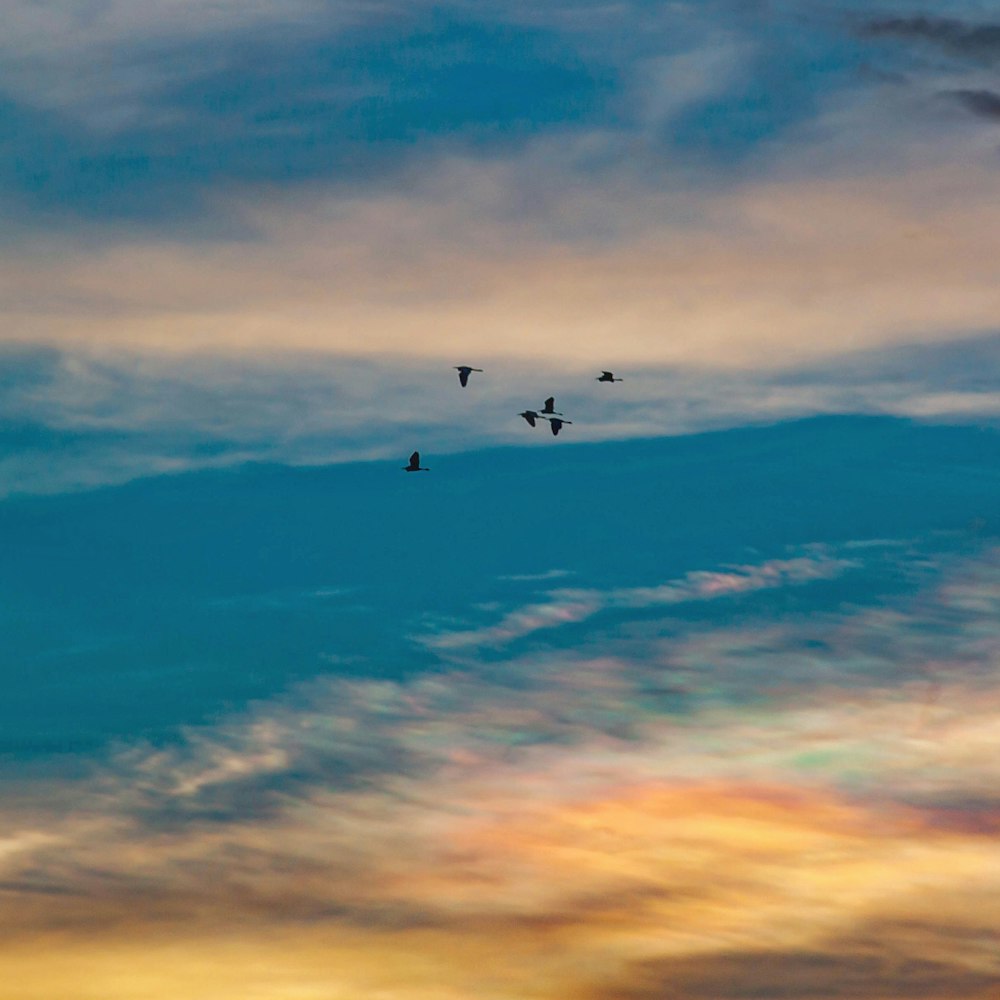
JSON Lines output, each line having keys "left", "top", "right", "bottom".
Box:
{"left": 519, "top": 410, "right": 540, "bottom": 427}
{"left": 403, "top": 451, "right": 429, "bottom": 472}
{"left": 596, "top": 371, "right": 622, "bottom": 382}
{"left": 547, "top": 418, "right": 572, "bottom": 436}
{"left": 540, "top": 397, "right": 562, "bottom": 415}
{"left": 454, "top": 366, "right": 483, "bottom": 387}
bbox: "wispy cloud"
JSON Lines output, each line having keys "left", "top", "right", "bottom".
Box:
{"left": 863, "top": 16, "right": 1000, "bottom": 65}
{"left": 950, "top": 87, "right": 1000, "bottom": 119}
{"left": 4, "top": 303, "right": 1000, "bottom": 496}
{"left": 497, "top": 569, "right": 575, "bottom": 582}
{"left": 0, "top": 0, "right": 991, "bottom": 234}
{"left": 424, "top": 553, "right": 857, "bottom": 649}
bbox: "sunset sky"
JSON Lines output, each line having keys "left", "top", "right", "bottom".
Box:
{"left": 2, "top": 2, "right": 1000, "bottom": 997}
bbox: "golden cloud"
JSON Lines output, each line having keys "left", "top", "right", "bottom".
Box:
{"left": 3, "top": 551, "right": 1000, "bottom": 997}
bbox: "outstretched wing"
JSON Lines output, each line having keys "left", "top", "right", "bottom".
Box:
{"left": 458, "top": 369, "right": 469, "bottom": 387}
{"left": 409, "top": 451, "right": 420, "bottom": 468}
{"left": 550, "top": 420, "right": 561, "bottom": 436}
{"left": 544, "top": 396, "right": 554, "bottom": 410}
{"left": 601, "top": 371, "right": 613, "bottom": 378}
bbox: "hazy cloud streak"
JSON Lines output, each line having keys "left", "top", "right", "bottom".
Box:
{"left": 423, "top": 554, "right": 857, "bottom": 649}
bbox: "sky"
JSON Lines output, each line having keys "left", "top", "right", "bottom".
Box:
{"left": 2, "top": 1, "right": 1000, "bottom": 997}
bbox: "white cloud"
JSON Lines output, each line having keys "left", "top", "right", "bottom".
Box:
{"left": 497, "top": 569, "right": 574, "bottom": 582}
{"left": 4, "top": 334, "right": 1000, "bottom": 498}
{"left": 0, "top": 0, "right": 357, "bottom": 126}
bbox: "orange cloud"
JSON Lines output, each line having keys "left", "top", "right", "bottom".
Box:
{"left": 3, "top": 552, "right": 1000, "bottom": 997}
{"left": 1, "top": 776, "right": 998, "bottom": 999}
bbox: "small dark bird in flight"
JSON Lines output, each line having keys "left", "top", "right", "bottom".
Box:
{"left": 454, "top": 366, "right": 483, "bottom": 387}
{"left": 596, "top": 371, "right": 622, "bottom": 382}
{"left": 519, "top": 410, "right": 540, "bottom": 427}
{"left": 403, "top": 451, "right": 429, "bottom": 472}
{"left": 540, "top": 397, "right": 562, "bottom": 415}
{"left": 547, "top": 418, "right": 572, "bottom": 436}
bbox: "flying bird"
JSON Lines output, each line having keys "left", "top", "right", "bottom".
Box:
{"left": 403, "top": 451, "right": 429, "bottom": 472}
{"left": 547, "top": 418, "right": 572, "bottom": 437}
{"left": 519, "top": 410, "right": 540, "bottom": 427}
{"left": 596, "top": 371, "right": 622, "bottom": 382}
{"left": 540, "top": 397, "right": 562, "bottom": 415}
{"left": 454, "top": 366, "right": 483, "bottom": 387}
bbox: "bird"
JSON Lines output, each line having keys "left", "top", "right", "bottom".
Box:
{"left": 540, "top": 397, "right": 562, "bottom": 415}
{"left": 454, "top": 366, "right": 483, "bottom": 387}
{"left": 518, "top": 410, "right": 540, "bottom": 427}
{"left": 547, "top": 418, "right": 572, "bottom": 437}
{"left": 596, "top": 371, "right": 622, "bottom": 382}
{"left": 402, "top": 451, "right": 428, "bottom": 472}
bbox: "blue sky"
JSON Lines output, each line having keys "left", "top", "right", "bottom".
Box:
{"left": 2, "top": 2, "right": 1000, "bottom": 997}
{"left": 5, "top": 414, "right": 998, "bottom": 755}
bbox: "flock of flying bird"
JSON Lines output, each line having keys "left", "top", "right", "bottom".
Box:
{"left": 403, "top": 367, "right": 623, "bottom": 472}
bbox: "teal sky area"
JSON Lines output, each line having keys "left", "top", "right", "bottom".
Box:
{"left": 3, "top": 414, "right": 998, "bottom": 755}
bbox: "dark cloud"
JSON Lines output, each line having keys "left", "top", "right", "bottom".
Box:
{"left": 863, "top": 17, "right": 1000, "bottom": 64}
{"left": 0, "top": 879, "right": 82, "bottom": 897}
{"left": 950, "top": 88, "right": 1000, "bottom": 120}
{"left": 591, "top": 944, "right": 1000, "bottom": 1000}
{"left": 122, "top": 741, "right": 423, "bottom": 830}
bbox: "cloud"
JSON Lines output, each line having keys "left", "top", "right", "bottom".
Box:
{"left": 0, "top": 1, "right": 998, "bottom": 497}
{"left": 0, "top": 11, "right": 618, "bottom": 223}
{"left": 497, "top": 569, "right": 575, "bottom": 582}
{"left": 0, "top": 0, "right": 810, "bottom": 224}
{"left": 2, "top": 542, "right": 1000, "bottom": 994}
{"left": 950, "top": 87, "right": 1000, "bottom": 119}
{"left": 863, "top": 17, "right": 1000, "bottom": 65}
{"left": 423, "top": 553, "right": 857, "bottom": 649}
{"left": 7, "top": 336, "right": 1000, "bottom": 498}
{"left": 7, "top": 151, "right": 1000, "bottom": 360}
{"left": 0, "top": 0, "right": 379, "bottom": 126}
{"left": 0, "top": 144, "right": 998, "bottom": 498}
{"left": 590, "top": 938, "right": 1000, "bottom": 999}
{"left": 0, "top": 0, "right": 970, "bottom": 228}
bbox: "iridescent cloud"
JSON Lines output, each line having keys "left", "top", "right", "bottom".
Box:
{"left": 1, "top": 544, "right": 999, "bottom": 997}
{"left": 422, "top": 552, "right": 856, "bottom": 649}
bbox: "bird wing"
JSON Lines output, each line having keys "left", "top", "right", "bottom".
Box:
{"left": 544, "top": 397, "right": 554, "bottom": 410}
{"left": 458, "top": 370, "right": 469, "bottom": 386}
{"left": 409, "top": 451, "right": 420, "bottom": 467}
{"left": 550, "top": 420, "right": 560, "bottom": 435}
{"left": 601, "top": 371, "right": 613, "bottom": 377}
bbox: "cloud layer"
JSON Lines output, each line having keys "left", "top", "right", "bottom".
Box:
{"left": 1, "top": 0, "right": 999, "bottom": 492}
{"left": 422, "top": 554, "right": 857, "bottom": 649}
{"left": 5, "top": 330, "right": 1000, "bottom": 496}
{"left": 1, "top": 541, "right": 1000, "bottom": 996}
